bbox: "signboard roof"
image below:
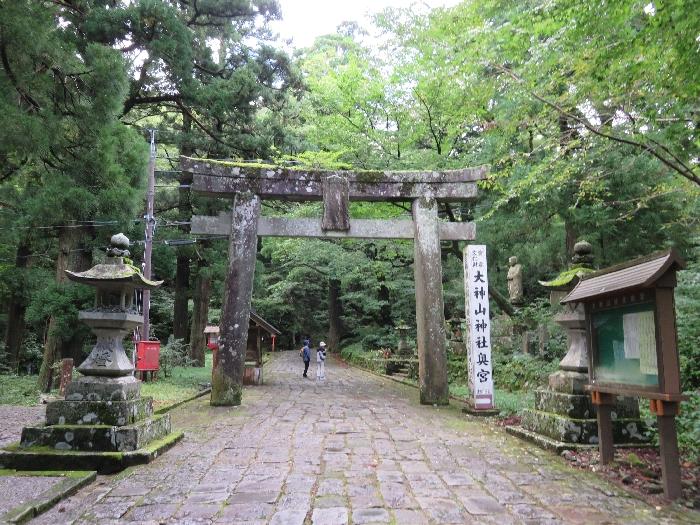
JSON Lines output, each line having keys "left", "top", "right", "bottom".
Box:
{"left": 562, "top": 249, "right": 685, "bottom": 304}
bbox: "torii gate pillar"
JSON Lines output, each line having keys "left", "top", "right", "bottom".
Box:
{"left": 212, "top": 192, "right": 260, "bottom": 406}
{"left": 413, "top": 197, "right": 449, "bottom": 405}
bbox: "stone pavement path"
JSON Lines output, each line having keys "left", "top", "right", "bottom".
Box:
{"left": 30, "top": 352, "right": 696, "bottom": 524}
{"left": 0, "top": 405, "right": 43, "bottom": 448}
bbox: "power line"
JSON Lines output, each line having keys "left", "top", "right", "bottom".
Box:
{"left": 0, "top": 235, "right": 228, "bottom": 263}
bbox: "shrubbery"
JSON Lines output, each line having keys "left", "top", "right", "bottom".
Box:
{"left": 159, "top": 337, "right": 193, "bottom": 377}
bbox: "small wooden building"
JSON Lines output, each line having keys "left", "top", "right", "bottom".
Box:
{"left": 204, "top": 310, "right": 280, "bottom": 386}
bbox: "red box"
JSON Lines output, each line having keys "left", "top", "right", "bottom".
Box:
{"left": 136, "top": 341, "right": 160, "bottom": 371}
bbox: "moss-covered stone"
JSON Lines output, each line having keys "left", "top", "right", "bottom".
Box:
{"left": 19, "top": 414, "right": 172, "bottom": 452}
{"left": 0, "top": 431, "right": 184, "bottom": 474}
{"left": 210, "top": 368, "right": 242, "bottom": 406}
{"left": 46, "top": 397, "right": 153, "bottom": 426}
{"left": 521, "top": 409, "right": 649, "bottom": 445}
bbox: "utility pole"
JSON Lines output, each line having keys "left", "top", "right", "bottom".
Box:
{"left": 142, "top": 130, "right": 156, "bottom": 341}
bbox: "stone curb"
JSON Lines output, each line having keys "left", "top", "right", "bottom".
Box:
{"left": 154, "top": 387, "right": 212, "bottom": 415}
{"left": 0, "top": 430, "right": 185, "bottom": 474}
{"left": 337, "top": 355, "right": 476, "bottom": 408}
{"left": 0, "top": 470, "right": 96, "bottom": 524}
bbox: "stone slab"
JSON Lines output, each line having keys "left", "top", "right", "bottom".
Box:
{"left": 65, "top": 375, "right": 141, "bottom": 402}
{"left": 520, "top": 409, "right": 649, "bottom": 445}
{"left": 46, "top": 397, "right": 153, "bottom": 426}
{"left": 534, "top": 390, "right": 641, "bottom": 419}
{"left": 192, "top": 214, "right": 477, "bottom": 241}
{"left": 0, "top": 431, "right": 184, "bottom": 474}
{"left": 0, "top": 470, "right": 95, "bottom": 524}
{"left": 20, "top": 414, "right": 172, "bottom": 452}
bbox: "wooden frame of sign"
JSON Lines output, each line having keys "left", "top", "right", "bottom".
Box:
{"left": 561, "top": 249, "right": 687, "bottom": 500}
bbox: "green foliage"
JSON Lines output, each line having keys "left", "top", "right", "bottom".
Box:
{"left": 513, "top": 299, "right": 567, "bottom": 362}
{"left": 158, "top": 337, "right": 193, "bottom": 378}
{"left": 676, "top": 391, "right": 700, "bottom": 463}
{"left": 141, "top": 353, "right": 213, "bottom": 411}
{"left": 677, "top": 257, "right": 700, "bottom": 390}
{"left": 494, "top": 353, "right": 558, "bottom": 393}
{"left": 361, "top": 331, "right": 398, "bottom": 352}
{"left": 0, "top": 374, "right": 40, "bottom": 406}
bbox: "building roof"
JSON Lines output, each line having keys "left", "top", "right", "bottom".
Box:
{"left": 250, "top": 310, "right": 281, "bottom": 336}
{"left": 202, "top": 311, "right": 281, "bottom": 336}
{"left": 561, "top": 249, "right": 685, "bottom": 304}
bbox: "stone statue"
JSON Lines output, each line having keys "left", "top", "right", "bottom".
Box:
{"left": 507, "top": 256, "right": 524, "bottom": 305}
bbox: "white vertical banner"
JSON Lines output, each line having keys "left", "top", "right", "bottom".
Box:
{"left": 464, "top": 245, "right": 494, "bottom": 410}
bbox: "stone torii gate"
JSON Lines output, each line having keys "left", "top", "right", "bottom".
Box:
{"left": 183, "top": 157, "right": 488, "bottom": 406}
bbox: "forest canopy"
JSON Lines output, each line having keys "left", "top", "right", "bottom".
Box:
{"left": 0, "top": 0, "right": 698, "bottom": 395}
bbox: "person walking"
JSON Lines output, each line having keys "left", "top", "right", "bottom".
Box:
{"left": 300, "top": 342, "right": 311, "bottom": 378}
{"left": 316, "top": 341, "right": 327, "bottom": 380}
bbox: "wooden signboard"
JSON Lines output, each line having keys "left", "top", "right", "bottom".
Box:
{"left": 562, "top": 249, "right": 686, "bottom": 499}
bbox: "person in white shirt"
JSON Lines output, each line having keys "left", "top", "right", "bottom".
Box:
{"left": 316, "top": 341, "right": 327, "bottom": 380}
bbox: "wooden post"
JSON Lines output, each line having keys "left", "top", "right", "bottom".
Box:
{"left": 58, "top": 358, "right": 74, "bottom": 397}
{"left": 591, "top": 391, "right": 615, "bottom": 464}
{"left": 412, "top": 197, "right": 449, "bottom": 405}
{"left": 650, "top": 400, "right": 682, "bottom": 500}
{"left": 211, "top": 192, "right": 260, "bottom": 406}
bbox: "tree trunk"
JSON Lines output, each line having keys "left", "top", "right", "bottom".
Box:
{"left": 174, "top": 110, "right": 194, "bottom": 342}
{"left": 489, "top": 286, "right": 515, "bottom": 317}
{"left": 378, "top": 275, "right": 392, "bottom": 327}
{"left": 173, "top": 255, "right": 190, "bottom": 341}
{"left": 38, "top": 227, "right": 77, "bottom": 392}
{"left": 189, "top": 264, "right": 210, "bottom": 367}
{"left": 565, "top": 220, "right": 577, "bottom": 259}
{"left": 61, "top": 235, "right": 94, "bottom": 365}
{"left": 5, "top": 241, "right": 31, "bottom": 371}
{"left": 327, "top": 278, "right": 344, "bottom": 351}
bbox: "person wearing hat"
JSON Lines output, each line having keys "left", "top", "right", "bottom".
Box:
{"left": 316, "top": 341, "right": 327, "bottom": 380}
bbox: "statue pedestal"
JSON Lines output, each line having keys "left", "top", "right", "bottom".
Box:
{"left": 507, "top": 304, "right": 650, "bottom": 452}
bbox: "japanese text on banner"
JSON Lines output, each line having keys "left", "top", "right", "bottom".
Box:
{"left": 464, "top": 245, "right": 494, "bottom": 409}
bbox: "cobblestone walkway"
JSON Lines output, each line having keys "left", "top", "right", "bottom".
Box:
{"left": 0, "top": 405, "right": 43, "bottom": 448}
{"left": 31, "top": 352, "right": 695, "bottom": 524}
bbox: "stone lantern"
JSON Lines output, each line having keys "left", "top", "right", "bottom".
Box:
{"left": 0, "top": 234, "right": 183, "bottom": 473}
{"left": 395, "top": 321, "right": 411, "bottom": 356}
{"left": 67, "top": 233, "right": 160, "bottom": 377}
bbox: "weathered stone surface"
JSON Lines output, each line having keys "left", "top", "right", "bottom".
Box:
{"left": 520, "top": 409, "right": 648, "bottom": 445}
{"left": 65, "top": 375, "right": 141, "bottom": 402}
{"left": 192, "top": 214, "right": 477, "bottom": 240}
{"left": 212, "top": 192, "right": 260, "bottom": 407}
{"left": 547, "top": 370, "right": 589, "bottom": 394}
{"left": 321, "top": 175, "right": 350, "bottom": 231}
{"left": 311, "top": 507, "right": 348, "bottom": 525}
{"left": 183, "top": 156, "right": 487, "bottom": 202}
{"left": 46, "top": 397, "right": 153, "bottom": 426}
{"left": 22, "top": 353, "right": 694, "bottom": 525}
{"left": 352, "top": 507, "right": 391, "bottom": 524}
{"left": 412, "top": 197, "right": 449, "bottom": 405}
{"left": 534, "top": 390, "right": 640, "bottom": 419}
{"left": 20, "top": 413, "right": 171, "bottom": 452}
